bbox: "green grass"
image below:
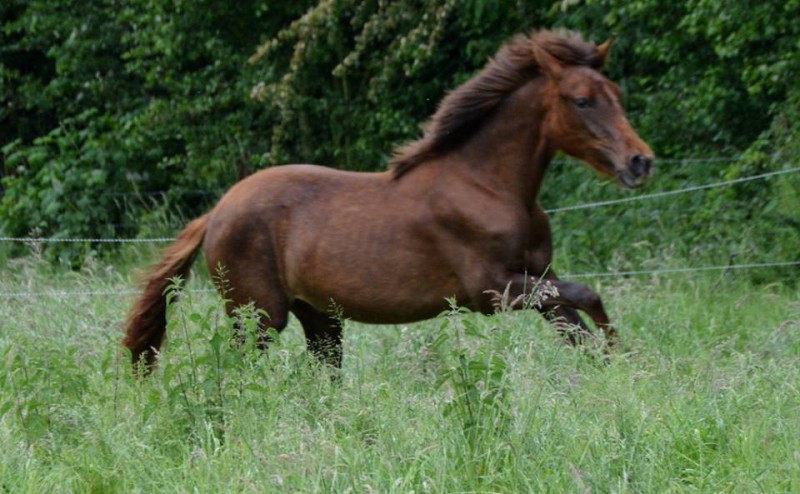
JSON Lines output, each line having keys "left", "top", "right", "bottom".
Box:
{"left": 1, "top": 256, "right": 799, "bottom": 493}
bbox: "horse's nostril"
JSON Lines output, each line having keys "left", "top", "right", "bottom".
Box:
{"left": 630, "top": 154, "right": 653, "bottom": 177}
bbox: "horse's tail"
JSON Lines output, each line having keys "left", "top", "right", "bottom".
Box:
{"left": 123, "top": 214, "right": 209, "bottom": 372}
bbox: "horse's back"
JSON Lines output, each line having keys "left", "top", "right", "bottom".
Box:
{"left": 215, "top": 164, "right": 388, "bottom": 209}
{"left": 203, "top": 163, "right": 386, "bottom": 261}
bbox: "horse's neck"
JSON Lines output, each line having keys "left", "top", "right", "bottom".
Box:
{"left": 455, "top": 79, "right": 553, "bottom": 207}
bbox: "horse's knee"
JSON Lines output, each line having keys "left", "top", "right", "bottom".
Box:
{"left": 307, "top": 322, "right": 341, "bottom": 362}
{"left": 230, "top": 303, "right": 289, "bottom": 351}
{"left": 562, "top": 282, "right": 602, "bottom": 312}
{"left": 584, "top": 286, "right": 604, "bottom": 311}
{"left": 478, "top": 272, "right": 544, "bottom": 313}
{"left": 572, "top": 284, "right": 615, "bottom": 340}
{"left": 292, "top": 300, "right": 344, "bottom": 368}
{"left": 257, "top": 312, "right": 289, "bottom": 349}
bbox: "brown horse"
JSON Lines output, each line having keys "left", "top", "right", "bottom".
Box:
{"left": 123, "top": 30, "right": 654, "bottom": 372}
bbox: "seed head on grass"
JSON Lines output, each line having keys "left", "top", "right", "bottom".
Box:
{"left": 483, "top": 277, "right": 559, "bottom": 313}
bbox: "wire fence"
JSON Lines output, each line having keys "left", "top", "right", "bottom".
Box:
{"left": 1, "top": 158, "right": 798, "bottom": 299}
{"left": 0, "top": 288, "right": 217, "bottom": 299}
{"left": 0, "top": 236, "right": 174, "bottom": 244}
{"left": 2, "top": 163, "right": 798, "bottom": 245}
{"left": 103, "top": 189, "right": 218, "bottom": 198}
{"left": 564, "top": 260, "right": 800, "bottom": 279}
{"left": 0, "top": 289, "right": 142, "bottom": 299}
{"left": 2, "top": 260, "right": 797, "bottom": 299}
{"left": 98, "top": 156, "right": 757, "bottom": 199}
{"left": 545, "top": 166, "right": 800, "bottom": 214}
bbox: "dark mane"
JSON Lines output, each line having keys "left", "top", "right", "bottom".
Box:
{"left": 390, "top": 30, "right": 604, "bottom": 179}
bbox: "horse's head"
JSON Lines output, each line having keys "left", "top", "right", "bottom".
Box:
{"left": 536, "top": 34, "right": 655, "bottom": 188}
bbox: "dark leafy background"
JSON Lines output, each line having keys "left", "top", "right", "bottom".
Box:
{"left": 1, "top": 0, "right": 798, "bottom": 279}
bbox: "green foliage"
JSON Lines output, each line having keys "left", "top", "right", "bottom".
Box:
{"left": 247, "top": 0, "right": 547, "bottom": 168}
{"left": 0, "top": 1, "right": 309, "bottom": 262}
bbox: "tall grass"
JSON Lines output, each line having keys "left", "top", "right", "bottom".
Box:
{"left": 1, "top": 257, "right": 798, "bottom": 492}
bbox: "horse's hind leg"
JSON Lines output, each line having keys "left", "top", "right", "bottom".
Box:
{"left": 290, "top": 300, "right": 343, "bottom": 369}
{"left": 214, "top": 264, "right": 290, "bottom": 350}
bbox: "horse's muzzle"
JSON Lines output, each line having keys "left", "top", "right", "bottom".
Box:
{"left": 630, "top": 154, "right": 654, "bottom": 178}
{"left": 619, "top": 154, "right": 655, "bottom": 188}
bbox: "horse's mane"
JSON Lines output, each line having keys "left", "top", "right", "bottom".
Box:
{"left": 390, "top": 30, "right": 605, "bottom": 179}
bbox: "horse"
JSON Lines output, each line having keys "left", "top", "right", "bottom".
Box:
{"left": 123, "top": 29, "right": 654, "bottom": 372}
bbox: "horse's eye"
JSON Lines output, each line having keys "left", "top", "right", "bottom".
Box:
{"left": 575, "top": 98, "right": 590, "bottom": 109}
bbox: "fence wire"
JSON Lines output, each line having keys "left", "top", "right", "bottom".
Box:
{"left": 99, "top": 156, "right": 773, "bottom": 200}
{"left": 545, "top": 166, "right": 800, "bottom": 214}
{"left": 0, "top": 159, "right": 798, "bottom": 300}
{"left": 0, "top": 236, "right": 174, "bottom": 244}
{"left": 564, "top": 260, "right": 800, "bottom": 279}
{"left": 0, "top": 288, "right": 216, "bottom": 299}
{"left": 1, "top": 261, "right": 797, "bottom": 299}
{"left": 1, "top": 164, "right": 798, "bottom": 245}
{"left": 100, "top": 157, "right": 748, "bottom": 199}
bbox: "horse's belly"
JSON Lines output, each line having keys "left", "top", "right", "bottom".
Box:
{"left": 291, "top": 258, "right": 470, "bottom": 324}
{"left": 300, "top": 287, "right": 464, "bottom": 324}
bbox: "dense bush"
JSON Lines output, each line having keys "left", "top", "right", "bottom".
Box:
{"left": 0, "top": 0, "right": 311, "bottom": 260}
{"left": 1, "top": 0, "right": 798, "bottom": 273}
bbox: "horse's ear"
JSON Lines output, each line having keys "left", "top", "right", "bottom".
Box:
{"left": 596, "top": 34, "right": 616, "bottom": 68}
{"left": 533, "top": 44, "right": 563, "bottom": 81}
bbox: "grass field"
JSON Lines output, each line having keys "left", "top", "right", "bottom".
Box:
{"left": 1, "top": 254, "right": 799, "bottom": 493}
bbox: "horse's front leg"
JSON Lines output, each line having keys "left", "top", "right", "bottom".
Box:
{"left": 483, "top": 272, "right": 617, "bottom": 347}
{"left": 540, "top": 277, "right": 617, "bottom": 347}
{"left": 521, "top": 208, "right": 616, "bottom": 346}
{"left": 537, "top": 298, "right": 593, "bottom": 346}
